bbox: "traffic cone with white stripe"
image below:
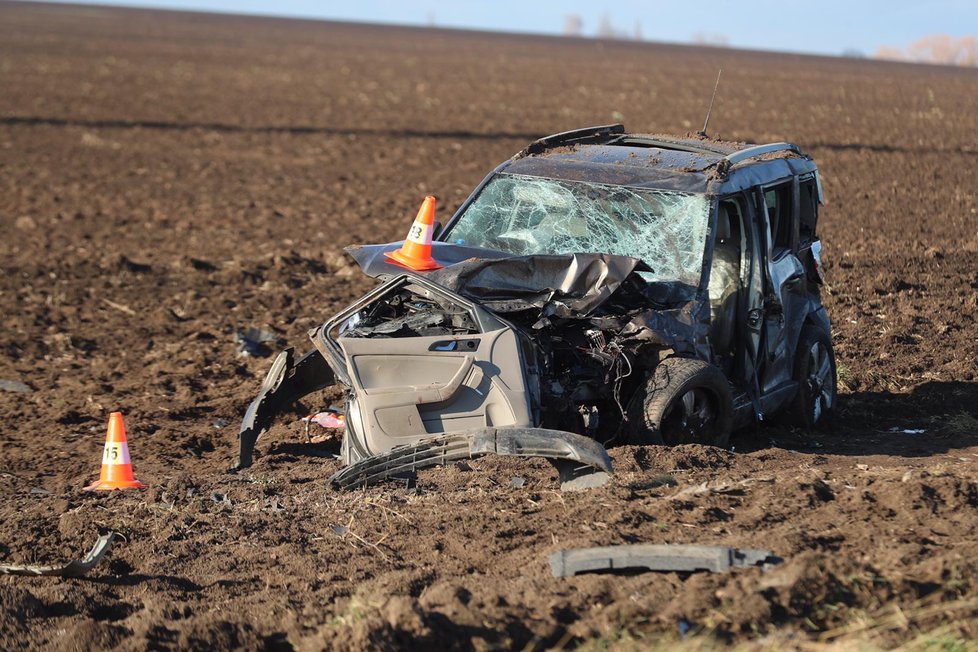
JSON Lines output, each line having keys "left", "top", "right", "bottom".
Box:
{"left": 384, "top": 195, "right": 443, "bottom": 271}
{"left": 84, "top": 412, "right": 146, "bottom": 491}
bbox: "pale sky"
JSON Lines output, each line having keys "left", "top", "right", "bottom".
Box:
{"left": 38, "top": 0, "right": 978, "bottom": 57}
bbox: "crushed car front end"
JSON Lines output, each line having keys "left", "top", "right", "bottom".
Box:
{"left": 236, "top": 245, "right": 711, "bottom": 488}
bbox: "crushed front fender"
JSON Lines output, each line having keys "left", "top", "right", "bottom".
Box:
{"left": 328, "top": 427, "right": 613, "bottom": 491}
{"left": 236, "top": 347, "right": 335, "bottom": 470}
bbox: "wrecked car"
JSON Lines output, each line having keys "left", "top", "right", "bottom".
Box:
{"left": 237, "top": 124, "right": 836, "bottom": 488}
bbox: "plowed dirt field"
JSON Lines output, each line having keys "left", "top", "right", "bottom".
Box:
{"left": 2, "top": 3, "right": 977, "bottom": 650}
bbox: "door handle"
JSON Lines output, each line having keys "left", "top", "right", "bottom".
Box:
{"left": 747, "top": 308, "right": 763, "bottom": 328}
{"left": 784, "top": 272, "right": 805, "bottom": 288}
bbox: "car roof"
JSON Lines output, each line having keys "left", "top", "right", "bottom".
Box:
{"left": 503, "top": 125, "right": 819, "bottom": 196}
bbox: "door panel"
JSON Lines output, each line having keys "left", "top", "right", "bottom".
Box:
{"left": 763, "top": 251, "right": 805, "bottom": 390}
{"left": 338, "top": 327, "right": 534, "bottom": 455}
{"left": 756, "top": 181, "right": 804, "bottom": 393}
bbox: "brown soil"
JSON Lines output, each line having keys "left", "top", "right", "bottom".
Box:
{"left": 2, "top": 3, "right": 978, "bottom": 650}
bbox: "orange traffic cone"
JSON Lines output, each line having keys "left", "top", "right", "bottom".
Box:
{"left": 84, "top": 412, "right": 146, "bottom": 491}
{"left": 384, "top": 195, "right": 444, "bottom": 271}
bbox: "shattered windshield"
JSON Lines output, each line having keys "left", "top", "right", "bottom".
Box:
{"left": 443, "top": 174, "right": 710, "bottom": 287}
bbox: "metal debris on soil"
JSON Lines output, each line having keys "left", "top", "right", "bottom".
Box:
{"left": 549, "top": 544, "right": 782, "bottom": 577}
{"left": 0, "top": 533, "right": 117, "bottom": 578}
{"left": 0, "top": 379, "right": 32, "bottom": 393}
{"left": 234, "top": 327, "right": 277, "bottom": 357}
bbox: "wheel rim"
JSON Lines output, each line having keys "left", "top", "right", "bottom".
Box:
{"left": 662, "top": 388, "right": 716, "bottom": 444}
{"left": 807, "top": 341, "right": 835, "bottom": 422}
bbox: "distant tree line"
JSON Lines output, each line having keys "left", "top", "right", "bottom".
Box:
{"left": 561, "top": 15, "right": 976, "bottom": 67}
{"left": 564, "top": 13, "right": 731, "bottom": 47}
{"left": 564, "top": 13, "right": 644, "bottom": 41}
{"left": 875, "top": 34, "right": 978, "bottom": 66}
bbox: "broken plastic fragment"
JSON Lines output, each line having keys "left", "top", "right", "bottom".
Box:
{"left": 0, "top": 379, "right": 32, "bottom": 393}
{"left": 303, "top": 412, "right": 346, "bottom": 429}
{"left": 0, "top": 533, "right": 116, "bottom": 578}
{"left": 889, "top": 427, "right": 926, "bottom": 435}
{"left": 234, "top": 328, "right": 277, "bottom": 357}
{"left": 329, "top": 428, "right": 612, "bottom": 491}
{"left": 678, "top": 619, "right": 691, "bottom": 640}
{"left": 549, "top": 544, "right": 781, "bottom": 577}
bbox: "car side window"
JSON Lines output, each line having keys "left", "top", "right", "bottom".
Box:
{"left": 798, "top": 178, "right": 818, "bottom": 244}
{"left": 763, "top": 183, "right": 794, "bottom": 254}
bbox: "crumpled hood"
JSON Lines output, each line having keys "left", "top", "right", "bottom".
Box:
{"left": 426, "top": 252, "right": 652, "bottom": 318}
{"left": 345, "top": 242, "right": 514, "bottom": 276}
{"left": 346, "top": 242, "right": 651, "bottom": 316}
{"left": 344, "top": 241, "right": 710, "bottom": 357}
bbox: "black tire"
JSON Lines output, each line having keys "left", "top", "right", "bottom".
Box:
{"left": 626, "top": 357, "right": 734, "bottom": 447}
{"left": 787, "top": 324, "right": 837, "bottom": 430}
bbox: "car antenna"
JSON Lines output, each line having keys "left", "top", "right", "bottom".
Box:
{"left": 697, "top": 68, "right": 722, "bottom": 138}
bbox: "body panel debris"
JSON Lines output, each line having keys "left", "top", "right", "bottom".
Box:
{"left": 549, "top": 543, "right": 782, "bottom": 577}
{"left": 328, "top": 427, "right": 612, "bottom": 491}
{"left": 0, "top": 533, "right": 116, "bottom": 578}
{"left": 234, "top": 327, "right": 277, "bottom": 357}
{"left": 0, "top": 379, "right": 32, "bottom": 393}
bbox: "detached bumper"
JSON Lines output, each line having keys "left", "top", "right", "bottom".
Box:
{"left": 328, "top": 427, "right": 613, "bottom": 491}
{"left": 237, "top": 349, "right": 613, "bottom": 492}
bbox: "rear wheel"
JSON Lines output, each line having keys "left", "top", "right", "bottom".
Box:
{"left": 788, "top": 324, "right": 837, "bottom": 430}
{"left": 626, "top": 357, "right": 733, "bottom": 447}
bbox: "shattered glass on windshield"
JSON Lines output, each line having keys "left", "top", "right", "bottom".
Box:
{"left": 445, "top": 174, "right": 711, "bottom": 287}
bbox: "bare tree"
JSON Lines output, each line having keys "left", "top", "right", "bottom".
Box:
{"left": 597, "top": 12, "right": 615, "bottom": 39}
{"left": 691, "top": 32, "right": 729, "bottom": 47}
{"left": 907, "top": 34, "right": 958, "bottom": 64}
{"left": 961, "top": 35, "right": 978, "bottom": 66}
{"left": 874, "top": 45, "right": 905, "bottom": 61}
{"left": 875, "top": 34, "right": 978, "bottom": 66}
{"left": 563, "top": 14, "right": 583, "bottom": 37}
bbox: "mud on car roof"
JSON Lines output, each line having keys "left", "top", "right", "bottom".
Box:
{"left": 506, "top": 123, "right": 819, "bottom": 195}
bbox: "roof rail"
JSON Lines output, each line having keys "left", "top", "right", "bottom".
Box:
{"left": 723, "top": 142, "right": 801, "bottom": 167}
{"left": 518, "top": 123, "right": 625, "bottom": 157}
